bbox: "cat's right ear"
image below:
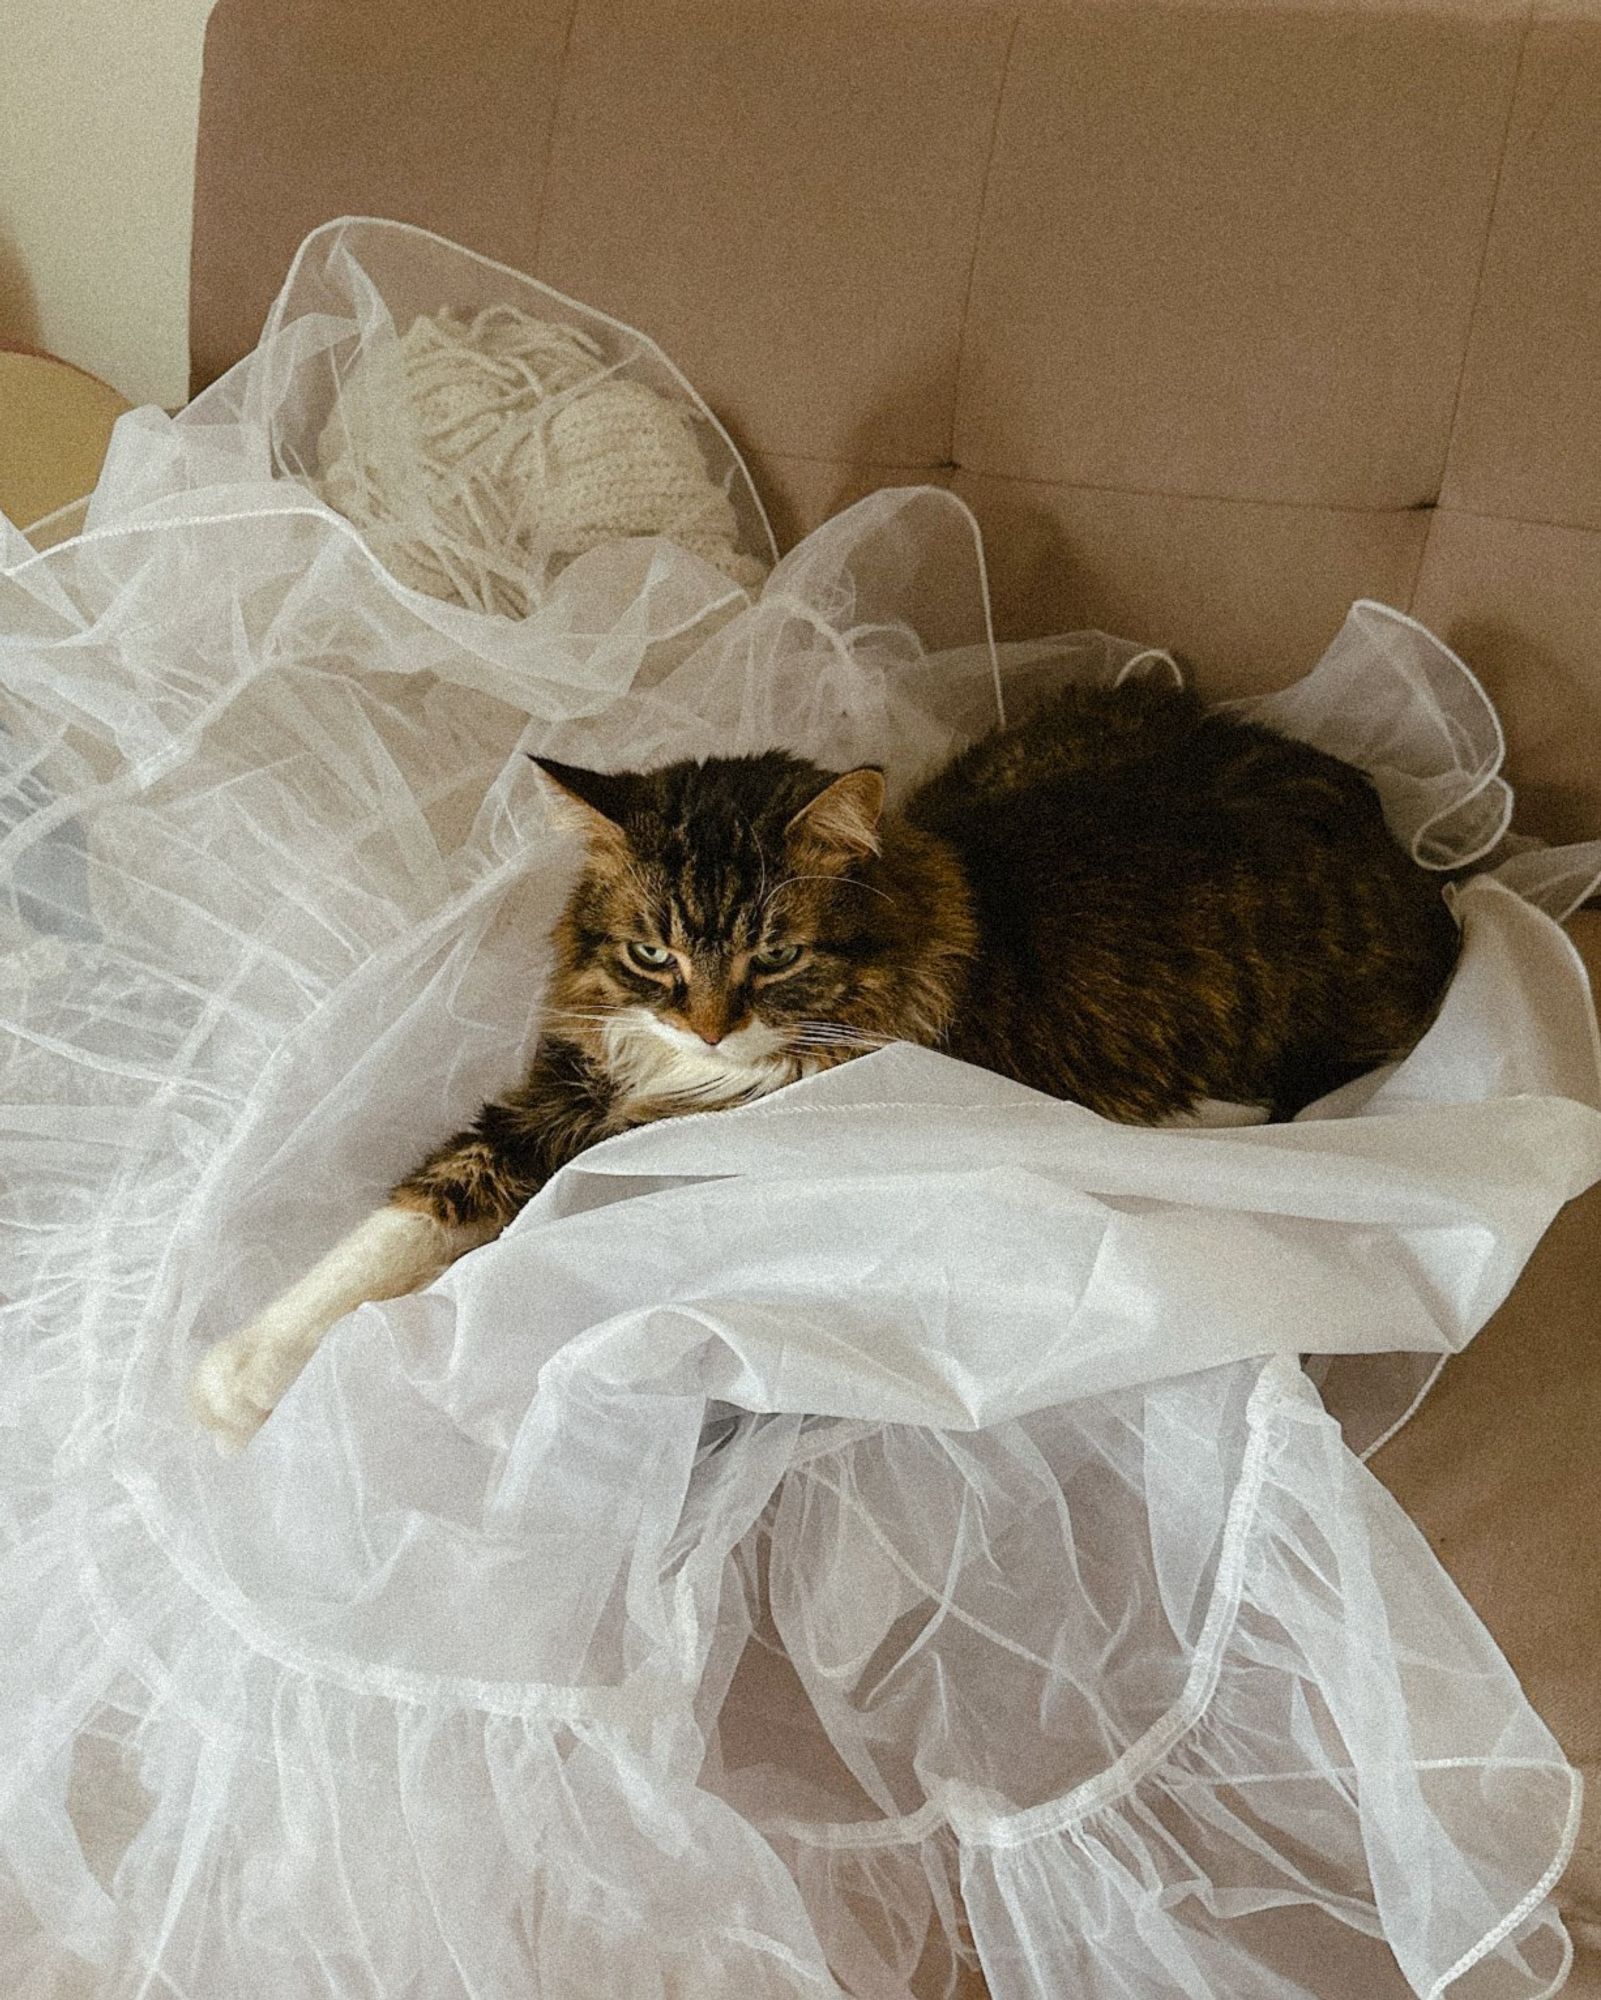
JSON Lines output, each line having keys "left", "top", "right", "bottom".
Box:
{"left": 529, "top": 757, "right": 634, "bottom": 847}
{"left": 785, "top": 767, "right": 886, "bottom": 863}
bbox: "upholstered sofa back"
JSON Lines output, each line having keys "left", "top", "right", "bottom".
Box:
{"left": 192, "top": 0, "right": 1601, "bottom": 835}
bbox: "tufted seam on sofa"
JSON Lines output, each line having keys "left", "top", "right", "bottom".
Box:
{"left": 1413, "top": 0, "right": 1538, "bottom": 615}
{"left": 950, "top": 9, "right": 1026, "bottom": 472}
{"left": 528, "top": 0, "right": 583, "bottom": 279}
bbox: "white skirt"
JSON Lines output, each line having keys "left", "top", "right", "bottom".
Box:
{"left": 3, "top": 219, "right": 1599, "bottom": 2000}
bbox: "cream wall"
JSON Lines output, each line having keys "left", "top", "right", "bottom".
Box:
{"left": 0, "top": 0, "right": 220, "bottom": 408}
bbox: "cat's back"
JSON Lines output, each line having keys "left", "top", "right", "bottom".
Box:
{"left": 909, "top": 679, "right": 1396, "bottom": 866}
{"left": 901, "top": 679, "right": 1460, "bottom": 1121}
{"left": 908, "top": 678, "right": 1206, "bottom": 827}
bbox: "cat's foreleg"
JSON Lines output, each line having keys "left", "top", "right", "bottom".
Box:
{"left": 188, "top": 1204, "right": 495, "bottom": 1453}
{"left": 189, "top": 1041, "right": 609, "bottom": 1451}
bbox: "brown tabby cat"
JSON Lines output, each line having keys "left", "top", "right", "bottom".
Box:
{"left": 191, "top": 679, "right": 1459, "bottom": 1447}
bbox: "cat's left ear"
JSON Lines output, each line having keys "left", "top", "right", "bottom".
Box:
{"left": 528, "top": 757, "right": 635, "bottom": 844}
{"left": 785, "top": 767, "right": 885, "bottom": 862}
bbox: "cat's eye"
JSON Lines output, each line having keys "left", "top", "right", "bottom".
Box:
{"left": 626, "top": 941, "right": 674, "bottom": 971}
{"left": 753, "top": 942, "right": 805, "bottom": 974}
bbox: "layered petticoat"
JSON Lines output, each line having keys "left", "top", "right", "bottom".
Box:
{"left": 3, "top": 220, "right": 1601, "bottom": 1999}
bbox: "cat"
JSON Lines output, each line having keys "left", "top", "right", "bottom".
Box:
{"left": 190, "top": 678, "right": 1460, "bottom": 1448}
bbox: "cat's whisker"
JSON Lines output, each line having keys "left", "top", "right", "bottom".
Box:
{"left": 792, "top": 1040, "right": 892, "bottom": 1056}
{"left": 785, "top": 1024, "right": 894, "bottom": 1051}
{"left": 761, "top": 873, "right": 896, "bottom": 911}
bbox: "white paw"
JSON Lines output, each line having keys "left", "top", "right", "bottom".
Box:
{"left": 189, "top": 1325, "right": 311, "bottom": 1454}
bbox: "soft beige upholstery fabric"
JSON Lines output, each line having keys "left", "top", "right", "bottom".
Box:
{"left": 191, "top": 0, "right": 1601, "bottom": 841}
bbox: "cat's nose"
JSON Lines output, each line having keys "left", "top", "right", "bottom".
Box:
{"left": 683, "top": 996, "right": 738, "bottom": 1046}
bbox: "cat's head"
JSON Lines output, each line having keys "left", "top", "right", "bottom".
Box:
{"left": 531, "top": 750, "right": 900, "bottom": 1104}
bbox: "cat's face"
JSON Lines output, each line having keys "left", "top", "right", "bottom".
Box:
{"left": 533, "top": 752, "right": 891, "bottom": 1108}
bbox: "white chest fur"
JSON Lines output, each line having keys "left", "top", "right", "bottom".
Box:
{"left": 602, "top": 1008, "right": 803, "bottom": 1114}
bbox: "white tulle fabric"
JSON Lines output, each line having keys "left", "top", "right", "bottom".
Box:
{"left": 4, "top": 220, "right": 1601, "bottom": 2000}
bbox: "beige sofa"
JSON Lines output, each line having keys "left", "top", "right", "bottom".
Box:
{"left": 143, "top": 0, "right": 1601, "bottom": 1984}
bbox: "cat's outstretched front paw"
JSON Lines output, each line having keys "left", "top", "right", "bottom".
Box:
{"left": 189, "top": 1327, "right": 309, "bottom": 1454}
